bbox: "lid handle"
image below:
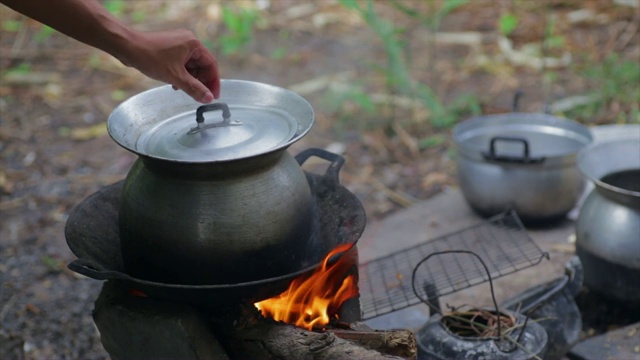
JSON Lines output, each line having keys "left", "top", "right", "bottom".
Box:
{"left": 482, "top": 136, "right": 546, "bottom": 164}
{"left": 188, "top": 102, "right": 242, "bottom": 135}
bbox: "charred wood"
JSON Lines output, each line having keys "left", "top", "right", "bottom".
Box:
{"left": 209, "top": 306, "right": 416, "bottom": 360}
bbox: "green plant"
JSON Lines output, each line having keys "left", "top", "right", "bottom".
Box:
{"left": 338, "top": 0, "right": 478, "bottom": 129}
{"left": 270, "top": 30, "right": 291, "bottom": 60}
{"left": 565, "top": 54, "right": 640, "bottom": 124}
{"left": 219, "top": 6, "right": 259, "bottom": 55}
{"left": 2, "top": 19, "right": 22, "bottom": 32}
{"left": 34, "top": 25, "right": 55, "bottom": 43}
{"left": 391, "top": 0, "right": 468, "bottom": 30}
{"left": 498, "top": 12, "right": 518, "bottom": 36}
{"left": 543, "top": 15, "right": 565, "bottom": 49}
{"left": 340, "top": 0, "right": 450, "bottom": 126}
{"left": 3, "top": 63, "right": 32, "bottom": 76}
{"left": 104, "top": 0, "right": 125, "bottom": 16}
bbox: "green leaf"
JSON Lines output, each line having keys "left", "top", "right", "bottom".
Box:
{"left": 2, "top": 20, "right": 22, "bottom": 32}
{"left": 220, "top": 6, "right": 258, "bottom": 55}
{"left": 3, "top": 63, "right": 31, "bottom": 76}
{"left": 110, "top": 89, "right": 127, "bottom": 101}
{"left": 34, "top": 25, "right": 55, "bottom": 43}
{"left": 104, "top": 0, "right": 125, "bottom": 16}
{"left": 87, "top": 53, "right": 102, "bottom": 68}
{"left": 546, "top": 35, "right": 565, "bottom": 48}
{"left": 41, "top": 255, "right": 64, "bottom": 272}
{"left": 132, "top": 11, "right": 146, "bottom": 23}
{"left": 338, "top": 0, "right": 361, "bottom": 10}
{"left": 270, "top": 47, "right": 287, "bottom": 60}
{"left": 419, "top": 134, "right": 446, "bottom": 149}
{"left": 499, "top": 13, "right": 518, "bottom": 36}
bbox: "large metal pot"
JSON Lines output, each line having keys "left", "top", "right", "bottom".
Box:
{"left": 107, "top": 80, "right": 315, "bottom": 285}
{"left": 576, "top": 139, "right": 640, "bottom": 301}
{"left": 453, "top": 113, "right": 593, "bottom": 222}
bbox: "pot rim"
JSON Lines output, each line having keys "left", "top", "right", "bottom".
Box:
{"left": 578, "top": 138, "right": 640, "bottom": 198}
{"left": 107, "top": 80, "right": 314, "bottom": 164}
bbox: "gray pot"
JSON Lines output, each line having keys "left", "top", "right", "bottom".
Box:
{"left": 107, "top": 80, "right": 316, "bottom": 285}
{"left": 576, "top": 139, "right": 640, "bottom": 301}
{"left": 453, "top": 113, "right": 593, "bottom": 222}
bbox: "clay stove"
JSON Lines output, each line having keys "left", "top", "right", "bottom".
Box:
{"left": 64, "top": 149, "right": 416, "bottom": 359}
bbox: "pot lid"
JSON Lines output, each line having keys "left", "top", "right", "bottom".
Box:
{"left": 136, "top": 103, "right": 298, "bottom": 161}
{"left": 453, "top": 113, "right": 593, "bottom": 159}
{"left": 107, "top": 80, "right": 314, "bottom": 162}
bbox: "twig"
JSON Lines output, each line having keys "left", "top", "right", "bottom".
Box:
{"left": 370, "top": 178, "right": 414, "bottom": 208}
{"left": 0, "top": 294, "right": 18, "bottom": 323}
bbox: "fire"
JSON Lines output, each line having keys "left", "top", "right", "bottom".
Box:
{"left": 254, "top": 244, "right": 358, "bottom": 331}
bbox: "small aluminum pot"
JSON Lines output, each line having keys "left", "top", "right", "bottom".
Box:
{"left": 107, "top": 80, "right": 316, "bottom": 285}
{"left": 453, "top": 113, "right": 593, "bottom": 222}
{"left": 576, "top": 139, "right": 640, "bottom": 301}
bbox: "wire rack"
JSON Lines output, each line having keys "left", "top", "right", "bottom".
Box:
{"left": 358, "top": 210, "right": 548, "bottom": 320}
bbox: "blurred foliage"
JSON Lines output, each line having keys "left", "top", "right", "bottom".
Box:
{"left": 498, "top": 12, "right": 519, "bottom": 37}
{"left": 543, "top": 15, "right": 565, "bottom": 50}
{"left": 567, "top": 54, "right": 640, "bottom": 124}
{"left": 219, "top": 6, "right": 259, "bottom": 55}
{"left": 41, "top": 255, "right": 65, "bottom": 273}
{"left": 103, "top": 0, "right": 125, "bottom": 16}
{"left": 2, "top": 19, "right": 22, "bottom": 32}
{"left": 337, "top": 0, "right": 480, "bottom": 130}
{"left": 419, "top": 134, "right": 447, "bottom": 149}
{"left": 103, "top": 0, "right": 145, "bottom": 23}
{"left": 3, "top": 63, "right": 32, "bottom": 76}
{"left": 34, "top": 25, "right": 55, "bottom": 43}
{"left": 270, "top": 30, "right": 291, "bottom": 60}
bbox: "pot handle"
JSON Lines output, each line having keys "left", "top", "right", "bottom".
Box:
{"left": 295, "top": 148, "right": 345, "bottom": 183}
{"left": 482, "top": 136, "right": 545, "bottom": 164}
{"left": 68, "top": 258, "right": 133, "bottom": 281}
{"left": 188, "top": 102, "right": 242, "bottom": 135}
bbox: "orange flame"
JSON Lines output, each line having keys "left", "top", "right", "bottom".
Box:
{"left": 254, "top": 244, "right": 358, "bottom": 331}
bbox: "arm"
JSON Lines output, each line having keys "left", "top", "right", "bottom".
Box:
{"left": 1, "top": 0, "right": 220, "bottom": 103}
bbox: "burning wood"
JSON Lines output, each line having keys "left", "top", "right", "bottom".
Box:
{"left": 254, "top": 243, "right": 358, "bottom": 330}
{"left": 211, "top": 305, "right": 416, "bottom": 360}
{"left": 93, "top": 252, "right": 417, "bottom": 359}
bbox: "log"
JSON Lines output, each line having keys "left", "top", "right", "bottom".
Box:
{"left": 209, "top": 306, "right": 417, "bottom": 360}
{"left": 327, "top": 322, "right": 416, "bottom": 359}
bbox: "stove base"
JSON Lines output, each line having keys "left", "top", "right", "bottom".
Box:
{"left": 93, "top": 280, "right": 412, "bottom": 359}
{"left": 93, "top": 281, "right": 229, "bottom": 359}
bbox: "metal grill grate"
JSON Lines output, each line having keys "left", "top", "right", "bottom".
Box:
{"left": 358, "top": 210, "right": 548, "bottom": 320}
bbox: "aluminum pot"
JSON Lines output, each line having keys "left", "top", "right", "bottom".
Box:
{"left": 576, "top": 139, "right": 640, "bottom": 301}
{"left": 453, "top": 113, "right": 593, "bottom": 222}
{"left": 107, "top": 80, "right": 315, "bottom": 285}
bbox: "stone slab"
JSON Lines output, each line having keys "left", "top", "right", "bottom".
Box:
{"left": 568, "top": 323, "right": 640, "bottom": 360}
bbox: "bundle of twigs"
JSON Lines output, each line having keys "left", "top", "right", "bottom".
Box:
{"left": 441, "top": 308, "right": 518, "bottom": 338}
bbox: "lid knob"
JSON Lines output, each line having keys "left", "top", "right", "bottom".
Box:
{"left": 188, "top": 102, "right": 242, "bottom": 135}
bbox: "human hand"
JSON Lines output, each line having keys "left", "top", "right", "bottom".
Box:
{"left": 121, "top": 29, "right": 221, "bottom": 103}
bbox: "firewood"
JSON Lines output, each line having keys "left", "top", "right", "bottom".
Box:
{"left": 209, "top": 306, "right": 416, "bottom": 360}
{"left": 326, "top": 322, "right": 416, "bottom": 359}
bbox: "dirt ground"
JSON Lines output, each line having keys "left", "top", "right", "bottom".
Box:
{"left": 1, "top": 1, "right": 638, "bottom": 359}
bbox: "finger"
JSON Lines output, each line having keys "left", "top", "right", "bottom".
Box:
{"left": 174, "top": 67, "right": 214, "bottom": 103}
{"left": 186, "top": 47, "right": 221, "bottom": 99}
